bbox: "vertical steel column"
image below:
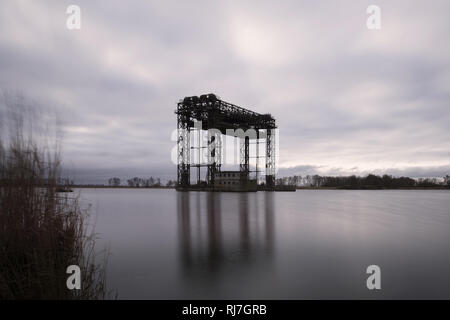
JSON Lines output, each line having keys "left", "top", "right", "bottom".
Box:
{"left": 177, "top": 103, "right": 190, "bottom": 188}
{"left": 255, "top": 129, "right": 259, "bottom": 184}
{"left": 240, "top": 136, "right": 245, "bottom": 172}
{"left": 240, "top": 135, "right": 250, "bottom": 183}
{"left": 207, "top": 134, "right": 214, "bottom": 186}
{"left": 207, "top": 131, "right": 221, "bottom": 188}
{"left": 216, "top": 133, "right": 222, "bottom": 174}
{"left": 265, "top": 128, "right": 275, "bottom": 189}
{"left": 206, "top": 107, "right": 220, "bottom": 188}
{"left": 245, "top": 136, "right": 249, "bottom": 173}
{"left": 197, "top": 125, "right": 201, "bottom": 185}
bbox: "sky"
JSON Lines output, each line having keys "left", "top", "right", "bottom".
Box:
{"left": 1, "top": 0, "right": 449, "bottom": 183}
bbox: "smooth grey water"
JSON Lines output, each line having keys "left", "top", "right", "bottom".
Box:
{"left": 78, "top": 189, "right": 450, "bottom": 299}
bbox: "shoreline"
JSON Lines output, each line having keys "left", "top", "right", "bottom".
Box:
{"left": 69, "top": 185, "right": 450, "bottom": 190}
{"left": 71, "top": 185, "right": 175, "bottom": 189}
{"left": 296, "top": 186, "right": 450, "bottom": 190}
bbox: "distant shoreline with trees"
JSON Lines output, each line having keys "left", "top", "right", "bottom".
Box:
{"left": 72, "top": 185, "right": 176, "bottom": 189}
{"left": 277, "top": 174, "right": 450, "bottom": 190}
{"left": 65, "top": 174, "right": 450, "bottom": 190}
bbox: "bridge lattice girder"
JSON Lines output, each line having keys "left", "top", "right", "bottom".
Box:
{"left": 176, "top": 94, "right": 276, "bottom": 190}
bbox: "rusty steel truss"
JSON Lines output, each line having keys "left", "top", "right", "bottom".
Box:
{"left": 175, "top": 93, "right": 277, "bottom": 191}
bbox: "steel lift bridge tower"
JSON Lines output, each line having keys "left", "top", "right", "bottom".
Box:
{"left": 175, "top": 93, "right": 276, "bottom": 191}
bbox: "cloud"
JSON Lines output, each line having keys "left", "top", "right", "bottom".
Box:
{"left": 0, "top": 0, "right": 449, "bottom": 183}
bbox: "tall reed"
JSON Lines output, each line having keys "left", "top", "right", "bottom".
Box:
{"left": 0, "top": 93, "right": 107, "bottom": 299}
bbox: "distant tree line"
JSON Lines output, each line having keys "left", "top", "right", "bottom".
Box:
{"left": 107, "top": 177, "right": 176, "bottom": 187}
{"left": 108, "top": 177, "right": 121, "bottom": 187}
{"left": 106, "top": 174, "right": 450, "bottom": 189}
{"left": 276, "top": 174, "right": 450, "bottom": 189}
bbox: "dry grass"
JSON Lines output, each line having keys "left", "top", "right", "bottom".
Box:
{"left": 0, "top": 93, "right": 108, "bottom": 299}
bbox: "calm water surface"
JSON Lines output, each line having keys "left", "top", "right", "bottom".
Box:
{"left": 77, "top": 189, "right": 450, "bottom": 299}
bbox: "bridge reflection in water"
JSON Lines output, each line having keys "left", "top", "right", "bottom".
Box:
{"left": 177, "top": 192, "right": 275, "bottom": 278}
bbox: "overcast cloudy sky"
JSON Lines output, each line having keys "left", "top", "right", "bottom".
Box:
{"left": 1, "top": 0, "right": 449, "bottom": 183}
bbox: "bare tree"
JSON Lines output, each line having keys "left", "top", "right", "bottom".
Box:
{"left": 108, "top": 177, "right": 121, "bottom": 187}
